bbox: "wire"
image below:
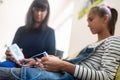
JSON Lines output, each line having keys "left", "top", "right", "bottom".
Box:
{"left": 30, "top": 68, "right": 42, "bottom": 80}
{"left": 11, "top": 68, "right": 20, "bottom": 80}
{"left": 31, "top": 51, "right": 47, "bottom": 58}
{"left": 11, "top": 51, "right": 48, "bottom": 80}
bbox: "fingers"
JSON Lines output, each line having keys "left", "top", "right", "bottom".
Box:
{"left": 23, "top": 59, "right": 36, "bottom": 67}
{"left": 22, "top": 58, "right": 33, "bottom": 62}
{"left": 5, "top": 49, "right": 12, "bottom": 56}
{"left": 6, "top": 56, "right": 14, "bottom": 60}
{"left": 19, "top": 56, "right": 54, "bottom": 69}
{"left": 16, "top": 61, "right": 23, "bottom": 67}
{"left": 20, "top": 48, "right": 23, "bottom": 51}
{"left": 36, "top": 62, "right": 44, "bottom": 69}
{"left": 23, "top": 63, "right": 32, "bottom": 67}
{"left": 35, "top": 59, "right": 44, "bottom": 68}
{"left": 5, "top": 48, "right": 14, "bottom": 60}
{"left": 41, "top": 55, "right": 51, "bottom": 62}
{"left": 22, "top": 58, "right": 45, "bottom": 69}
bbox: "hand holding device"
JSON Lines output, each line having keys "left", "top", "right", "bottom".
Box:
{"left": 9, "top": 43, "right": 24, "bottom": 61}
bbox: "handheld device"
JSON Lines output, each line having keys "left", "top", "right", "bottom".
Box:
{"left": 9, "top": 43, "right": 24, "bottom": 61}
{"left": 31, "top": 51, "right": 48, "bottom": 59}
{"left": 43, "top": 51, "right": 48, "bottom": 57}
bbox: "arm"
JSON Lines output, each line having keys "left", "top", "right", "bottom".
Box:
{"left": 58, "top": 60, "right": 75, "bottom": 75}
{"left": 41, "top": 55, "right": 75, "bottom": 75}
{"left": 46, "top": 28, "right": 56, "bottom": 55}
{"left": 12, "top": 27, "right": 23, "bottom": 44}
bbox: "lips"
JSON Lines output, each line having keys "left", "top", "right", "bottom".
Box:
{"left": 90, "top": 28, "right": 96, "bottom": 34}
{"left": 35, "top": 16, "right": 42, "bottom": 22}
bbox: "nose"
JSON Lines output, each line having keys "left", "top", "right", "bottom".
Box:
{"left": 88, "top": 23, "right": 90, "bottom": 27}
{"left": 87, "top": 23, "right": 89, "bottom": 27}
{"left": 37, "top": 11, "right": 42, "bottom": 15}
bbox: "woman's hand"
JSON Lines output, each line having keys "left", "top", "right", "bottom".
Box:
{"left": 21, "top": 58, "right": 44, "bottom": 69}
{"left": 5, "top": 48, "right": 24, "bottom": 66}
{"left": 20, "top": 58, "right": 36, "bottom": 67}
{"left": 41, "top": 55, "right": 64, "bottom": 72}
{"left": 5, "top": 48, "right": 14, "bottom": 61}
{"left": 41, "top": 55, "right": 75, "bottom": 74}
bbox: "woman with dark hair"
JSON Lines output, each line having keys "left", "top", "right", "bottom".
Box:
{"left": 0, "top": 0, "right": 56, "bottom": 67}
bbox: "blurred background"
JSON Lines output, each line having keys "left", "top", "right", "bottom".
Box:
{"left": 0, "top": 0, "right": 120, "bottom": 60}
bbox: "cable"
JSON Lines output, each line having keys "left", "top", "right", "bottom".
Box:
{"left": 30, "top": 68, "right": 42, "bottom": 80}
{"left": 20, "top": 63, "right": 25, "bottom": 80}
{"left": 11, "top": 68, "right": 20, "bottom": 80}
{"left": 11, "top": 51, "right": 48, "bottom": 80}
{"left": 31, "top": 51, "right": 48, "bottom": 58}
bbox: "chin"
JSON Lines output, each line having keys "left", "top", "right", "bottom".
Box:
{"left": 35, "top": 21, "right": 42, "bottom": 23}
{"left": 91, "top": 32, "right": 97, "bottom": 35}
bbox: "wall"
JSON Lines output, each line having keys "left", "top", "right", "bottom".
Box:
{"left": 0, "top": 0, "right": 32, "bottom": 59}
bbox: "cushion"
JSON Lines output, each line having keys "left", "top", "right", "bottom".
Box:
{"left": 115, "top": 65, "right": 120, "bottom": 80}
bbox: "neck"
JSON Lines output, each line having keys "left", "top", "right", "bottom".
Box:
{"left": 34, "top": 22, "right": 41, "bottom": 28}
{"left": 97, "top": 31, "right": 111, "bottom": 42}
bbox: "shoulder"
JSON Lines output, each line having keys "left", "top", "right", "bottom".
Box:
{"left": 108, "top": 35, "right": 120, "bottom": 40}
{"left": 15, "top": 26, "right": 27, "bottom": 35}
{"left": 96, "top": 36, "right": 120, "bottom": 51}
{"left": 102, "top": 35, "right": 120, "bottom": 51}
{"left": 44, "top": 27, "right": 55, "bottom": 34}
{"left": 105, "top": 35, "right": 120, "bottom": 44}
{"left": 17, "top": 26, "right": 26, "bottom": 32}
{"left": 46, "top": 27, "right": 54, "bottom": 32}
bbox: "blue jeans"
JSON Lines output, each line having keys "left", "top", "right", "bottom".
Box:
{"left": 0, "top": 67, "right": 75, "bottom": 80}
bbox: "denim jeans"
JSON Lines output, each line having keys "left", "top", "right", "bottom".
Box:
{"left": 0, "top": 67, "right": 75, "bottom": 80}
{"left": 0, "top": 67, "right": 21, "bottom": 80}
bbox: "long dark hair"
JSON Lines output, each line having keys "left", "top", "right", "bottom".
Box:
{"left": 90, "top": 5, "right": 118, "bottom": 35}
{"left": 25, "top": 0, "right": 50, "bottom": 31}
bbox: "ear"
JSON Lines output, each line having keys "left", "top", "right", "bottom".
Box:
{"left": 103, "top": 14, "right": 109, "bottom": 24}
